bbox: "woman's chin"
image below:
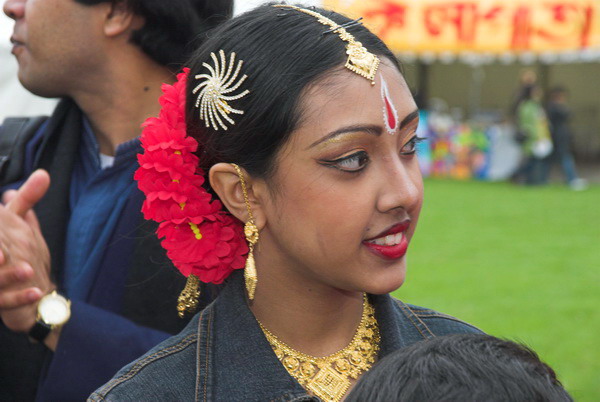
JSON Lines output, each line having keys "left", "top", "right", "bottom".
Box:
{"left": 362, "top": 267, "right": 407, "bottom": 295}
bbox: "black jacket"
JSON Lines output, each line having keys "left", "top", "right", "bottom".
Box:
{"left": 0, "top": 99, "right": 214, "bottom": 401}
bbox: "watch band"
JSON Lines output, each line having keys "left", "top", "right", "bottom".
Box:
{"left": 28, "top": 320, "right": 52, "bottom": 343}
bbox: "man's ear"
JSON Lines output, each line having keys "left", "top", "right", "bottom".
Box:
{"left": 209, "top": 163, "right": 267, "bottom": 230}
{"left": 102, "top": 0, "right": 142, "bottom": 38}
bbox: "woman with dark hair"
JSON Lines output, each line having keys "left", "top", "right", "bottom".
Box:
{"left": 90, "top": 4, "right": 481, "bottom": 401}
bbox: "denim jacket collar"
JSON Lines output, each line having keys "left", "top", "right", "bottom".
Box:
{"left": 90, "top": 270, "right": 480, "bottom": 401}
{"left": 194, "top": 271, "right": 435, "bottom": 401}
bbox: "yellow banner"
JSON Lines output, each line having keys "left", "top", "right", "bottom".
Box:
{"left": 324, "top": 0, "right": 600, "bottom": 54}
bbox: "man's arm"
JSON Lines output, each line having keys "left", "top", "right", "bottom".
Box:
{"left": 0, "top": 170, "right": 54, "bottom": 342}
{"left": 0, "top": 170, "right": 181, "bottom": 400}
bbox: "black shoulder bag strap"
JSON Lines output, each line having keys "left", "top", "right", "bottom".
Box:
{"left": 0, "top": 116, "right": 48, "bottom": 184}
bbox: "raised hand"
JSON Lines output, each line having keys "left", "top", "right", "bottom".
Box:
{"left": 0, "top": 169, "right": 54, "bottom": 333}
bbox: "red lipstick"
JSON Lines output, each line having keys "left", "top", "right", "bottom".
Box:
{"left": 363, "top": 221, "right": 410, "bottom": 260}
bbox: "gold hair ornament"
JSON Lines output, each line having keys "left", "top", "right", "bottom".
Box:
{"left": 274, "top": 5, "right": 380, "bottom": 85}
{"left": 177, "top": 274, "right": 200, "bottom": 318}
{"left": 231, "top": 164, "right": 259, "bottom": 300}
{"left": 193, "top": 50, "right": 250, "bottom": 131}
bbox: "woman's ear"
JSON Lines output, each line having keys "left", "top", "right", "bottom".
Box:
{"left": 209, "top": 163, "right": 267, "bottom": 230}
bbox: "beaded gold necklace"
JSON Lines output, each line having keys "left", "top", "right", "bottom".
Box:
{"left": 257, "top": 295, "right": 380, "bottom": 402}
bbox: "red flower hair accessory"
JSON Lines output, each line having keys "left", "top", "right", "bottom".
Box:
{"left": 135, "top": 68, "right": 248, "bottom": 285}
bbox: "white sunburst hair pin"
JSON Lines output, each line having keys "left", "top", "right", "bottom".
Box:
{"left": 193, "top": 50, "right": 250, "bottom": 131}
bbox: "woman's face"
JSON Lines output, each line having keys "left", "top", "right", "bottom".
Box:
{"left": 257, "top": 61, "right": 423, "bottom": 295}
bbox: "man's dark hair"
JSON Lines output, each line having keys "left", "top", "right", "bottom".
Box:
{"left": 75, "top": 0, "right": 233, "bottom": 67}
{"left": 346, "top": 334, "right": 572, "bottom": 402}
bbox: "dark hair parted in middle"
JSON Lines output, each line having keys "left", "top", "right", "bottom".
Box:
{"left": 185, "top": 2, "right": 401, "bottom": 180}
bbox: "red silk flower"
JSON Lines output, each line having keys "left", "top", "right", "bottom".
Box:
{"left": 134, "top": 68, "right": 248, "bottom": 284}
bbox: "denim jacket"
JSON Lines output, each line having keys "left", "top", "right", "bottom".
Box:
{"left": 89, "top": 271, "right": 482, "bottom": 401}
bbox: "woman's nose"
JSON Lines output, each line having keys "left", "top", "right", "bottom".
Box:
{"left": 3, "top": 0, "right": 25, "bottom": 20}
{"left": 376, "top": 159, "right": 423, "bottom": 214}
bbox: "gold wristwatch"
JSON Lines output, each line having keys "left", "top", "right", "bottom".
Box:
{"left": 28, "top": 291, "right": 71, "bottom": 343}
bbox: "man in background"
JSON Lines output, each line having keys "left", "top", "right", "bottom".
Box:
{"left": 0, "top": 0, "right": 232, "bottom": 400}
{"left": 542, "top": 86, "right": 588, "bottom": 190}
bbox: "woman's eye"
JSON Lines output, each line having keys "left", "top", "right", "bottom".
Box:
{"left": 321, "top": 151, "right": 369, "bottom": 172}
{"left": 401, "top": 135, "right": 426, "bottom": 155}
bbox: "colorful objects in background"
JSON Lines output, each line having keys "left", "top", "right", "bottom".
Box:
{"left": 417, "top": 110, "right": 520, "bottom": 181}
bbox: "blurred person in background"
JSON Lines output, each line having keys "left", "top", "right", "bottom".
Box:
{"left": 345, "top": 334, "right": 572, "bottom": 402}
{"left": 509, "top": 68, "right": 538, "bottom": 126}
{"left": 0, "top": 0, "right": 232, "bottom": 400}
{"left": 512, "top": 84, "right": 553, "bottom": 185}
{"left": 541, "top": 86, "right": 588, "bottom": 191}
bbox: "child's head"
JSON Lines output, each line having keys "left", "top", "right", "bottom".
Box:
{"left": 346, "top": 334, "right": 572, "bottom": 402}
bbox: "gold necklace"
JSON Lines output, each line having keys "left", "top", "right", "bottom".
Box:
{"left": 257, "top": 295, "right": 380, "bottom": 402}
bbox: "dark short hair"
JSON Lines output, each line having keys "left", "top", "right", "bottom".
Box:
{"left": 346, "top": 334, "right": 572, "bottom": 402}
{"left": 185, "top": 3, "right": 401, "bottom": 183}
{"left": 74, "top": 0, "right": 233, "bottom": 67}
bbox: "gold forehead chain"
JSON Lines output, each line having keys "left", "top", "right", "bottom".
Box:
{"left": 274, "top": 5, "right": 380, "bottom": 85}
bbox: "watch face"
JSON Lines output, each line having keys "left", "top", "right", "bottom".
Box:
{"left": 39, "top": 294, "right": 71, "bottom": 326}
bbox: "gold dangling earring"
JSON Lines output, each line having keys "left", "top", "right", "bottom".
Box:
{"left": 177, "top": 274, "right": 200, "bottom": 318}
{"left": 243, "top": 221, "right": 259, "bottom": 300}
{"left": 231, "top": 164, "right": 259, "bottom": 300}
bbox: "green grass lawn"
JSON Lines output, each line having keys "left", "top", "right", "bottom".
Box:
{"left": 393, "top": 179, "right": 600, "bottom": 401}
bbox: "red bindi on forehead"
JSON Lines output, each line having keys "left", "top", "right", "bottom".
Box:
{"left": 384, "top": 96, "right": 396, "bottom": 130}
{"left": 380, "top": 76, "right": 399, "bottom": 135}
